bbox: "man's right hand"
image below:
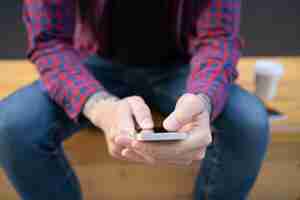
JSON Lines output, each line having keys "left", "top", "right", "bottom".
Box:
{"left": 83, "top": 94, "right": 155, "bottom": 163}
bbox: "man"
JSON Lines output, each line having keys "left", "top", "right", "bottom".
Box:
{"left": 0, "top": 0, "right": 269, "bottom": 199}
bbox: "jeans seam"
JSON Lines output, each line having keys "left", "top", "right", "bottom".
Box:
{"left": 31, "top": 120, "right": 63, "bottom": 156}
{"left": 204, "top": 132, "right": 225, "bottom": 199}
{"left": 52, "top": 153, "right": 81, "bottom": 198}
{"left": 31, "top": 120, "right": 80, "bottom": 198}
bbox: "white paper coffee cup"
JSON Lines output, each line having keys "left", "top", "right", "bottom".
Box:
{"left": 254, "top": 60, "right": 284, "bottom": 100}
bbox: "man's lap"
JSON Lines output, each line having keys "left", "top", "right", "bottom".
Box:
{"left": 0, "top": 81, "right": 88, "bottom": 147}
{"left": 0, "top": 55, "right": 267, "bottom": 148}
{"left": 0, "top": 56, "right": 269, "bottom": 200}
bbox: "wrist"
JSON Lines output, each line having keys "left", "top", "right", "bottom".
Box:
{"left": 83, "top": 91, "right": 119, "bottom": 118}
{"left": 197, "top": 93, "right": 212, "bottom": 116}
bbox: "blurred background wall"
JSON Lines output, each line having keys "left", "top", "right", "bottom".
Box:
{"left": 1, "top": 0, "right": 300, "bottom": 59}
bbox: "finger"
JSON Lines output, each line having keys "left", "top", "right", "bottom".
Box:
{"left": 108, "top": 145, "right": 127, "bottom": 161}
{"left": 109, "top": 129, "right": 133, "bottom": 160}
{"left": 176, "top": 113, "right": 212, "bottom": 154}
{"left": 117, "top": 100, "right": 136, "bottom": 136}
{"left": 127, "top": 96, "right": 154, "bottom": 130}
{"left": 111, "top": 153, "right": 126, "bottom": 161}
{"left": 121, "top": 148, "right": 148, "bottom": 163}
{"left": 164, "top": 160, "right": 193, "bottom": 166}
{"left": 158, "top": 149, "right": 207, "bottom": 166}
{"left": 131, "top": 112, "right": 211, "bottom": 160}
{"left": 194, "top": 148, "right": 207, "bottom": 160}
{"left": 132, "top": 149, "right": 156, "bottom": 164}
{"left": 132, "top": 120, "right": 211, "bottom": 159}
{"left": 155, "top": 158, "right": 194, "bottom": 167}
{"left": 163, "top": 94, "right": 203, "bottom": 131}
{"left": 133, "top": 127, "right": 211, "bottom": 160}
{"left": 115, "top": 135, "right": 133, "bottom": 149}
{"left": 154, "top": 151, "right": 197, "bottom": 163}
{"left": 178, "top": 127, "right": 212, "bottom": 155}
{"left": 109, "top": 139, "right": 151, "bottom": 164}
{"left": 115, "top": 136, "right": 155, "bottom": 163}
{"left": 178, "top": 122, "right": 195, "bottom": 133}
{"left": 132, "top": 140, "right": 184, "bottom": 160}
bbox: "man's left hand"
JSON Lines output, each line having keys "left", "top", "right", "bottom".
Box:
{"left": 115, "top": 93, "right": 212, "bottom": 166}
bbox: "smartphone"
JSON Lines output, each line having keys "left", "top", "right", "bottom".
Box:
{"left": 133, "top": 127, "right": 188, "bottom": 142}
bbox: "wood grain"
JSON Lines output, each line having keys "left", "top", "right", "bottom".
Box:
{"left": 0, "top": 140, "right": 299, "bottom": 200}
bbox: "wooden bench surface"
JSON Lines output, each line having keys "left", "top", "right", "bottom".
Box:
{"left": 0, "top": 58, "right": 300, "bottom": 200}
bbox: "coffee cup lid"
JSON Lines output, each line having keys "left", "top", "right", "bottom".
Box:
{"left": 255, "top": 60, "right": 284, "bottom": 76}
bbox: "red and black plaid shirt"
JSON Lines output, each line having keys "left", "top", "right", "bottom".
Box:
{"left": 23, "top": 0, "right": 241, "bottom": 121}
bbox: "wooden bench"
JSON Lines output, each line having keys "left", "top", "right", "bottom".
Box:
{"left": 0, "top": 58, "right": 300, "bottom": 200}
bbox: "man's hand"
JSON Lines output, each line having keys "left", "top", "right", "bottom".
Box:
{"left": 116, "top": 93, "right": 212, "bottom": 166}
{"left": 83, "top": 94, "right": 155, "bottom": 163}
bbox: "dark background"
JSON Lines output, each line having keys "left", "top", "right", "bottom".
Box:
{"left": 1, "top": 0, "right": 300, "bottom": 59}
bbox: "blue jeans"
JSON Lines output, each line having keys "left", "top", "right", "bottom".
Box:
{"left": 0, "top": 55, "right": 269, "bottom": 200}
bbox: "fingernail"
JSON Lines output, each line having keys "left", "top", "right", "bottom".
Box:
{"left": 141, "top": 118, "right": 153, "bottom": 129}
{"left": 196, "top": 151, "right": 206, "bottom": 160}
{"left": 134, "top": 150, "right": 155, "bottom": 164}
{"left": 121, "top": 148, "right": 129, "bottom": 156}
{"left": 164, "top": 117, "right": 180, "bottom": 131}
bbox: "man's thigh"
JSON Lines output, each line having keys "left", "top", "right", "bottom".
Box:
{"left": 148, "top": 67, "right": 269, "bottom": 148}
{"left": 0, "top": 81, "right": 89, "bottom": 148}
{"left": 0, "top": 55, "right": 134, "bottom": 147}
{"left": 146, "top": 64, "right": 261, "bottom": 127}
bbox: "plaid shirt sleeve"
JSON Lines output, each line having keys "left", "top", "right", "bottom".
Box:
{"left": 23, "top": 0, "right": 104, "bottom": 121}
{"left": 187, "top": 0, "right": 242, "bottom": 121}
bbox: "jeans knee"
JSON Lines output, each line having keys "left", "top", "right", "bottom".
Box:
{"left": 216, "top": 85, "right": 270, "bottom": 155}
{"left": 0, "top": 120, "right": 19, "bottom": 165}
{"left": 0, "top": 82, "right": 71, "bottom": 169}
{"left": 240, "top": 95, "right": 270, "bottom": 150}
{"left": 0, "top": 115, "right": 50, "bottom": 167}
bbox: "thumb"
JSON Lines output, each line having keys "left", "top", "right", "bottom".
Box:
{"left": 163, "top": 94, "right": 203, "bottom": 131}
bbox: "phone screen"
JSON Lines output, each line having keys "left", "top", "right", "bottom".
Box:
{"left": 153, "top": 127, "right": 167, "bottom": 132}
